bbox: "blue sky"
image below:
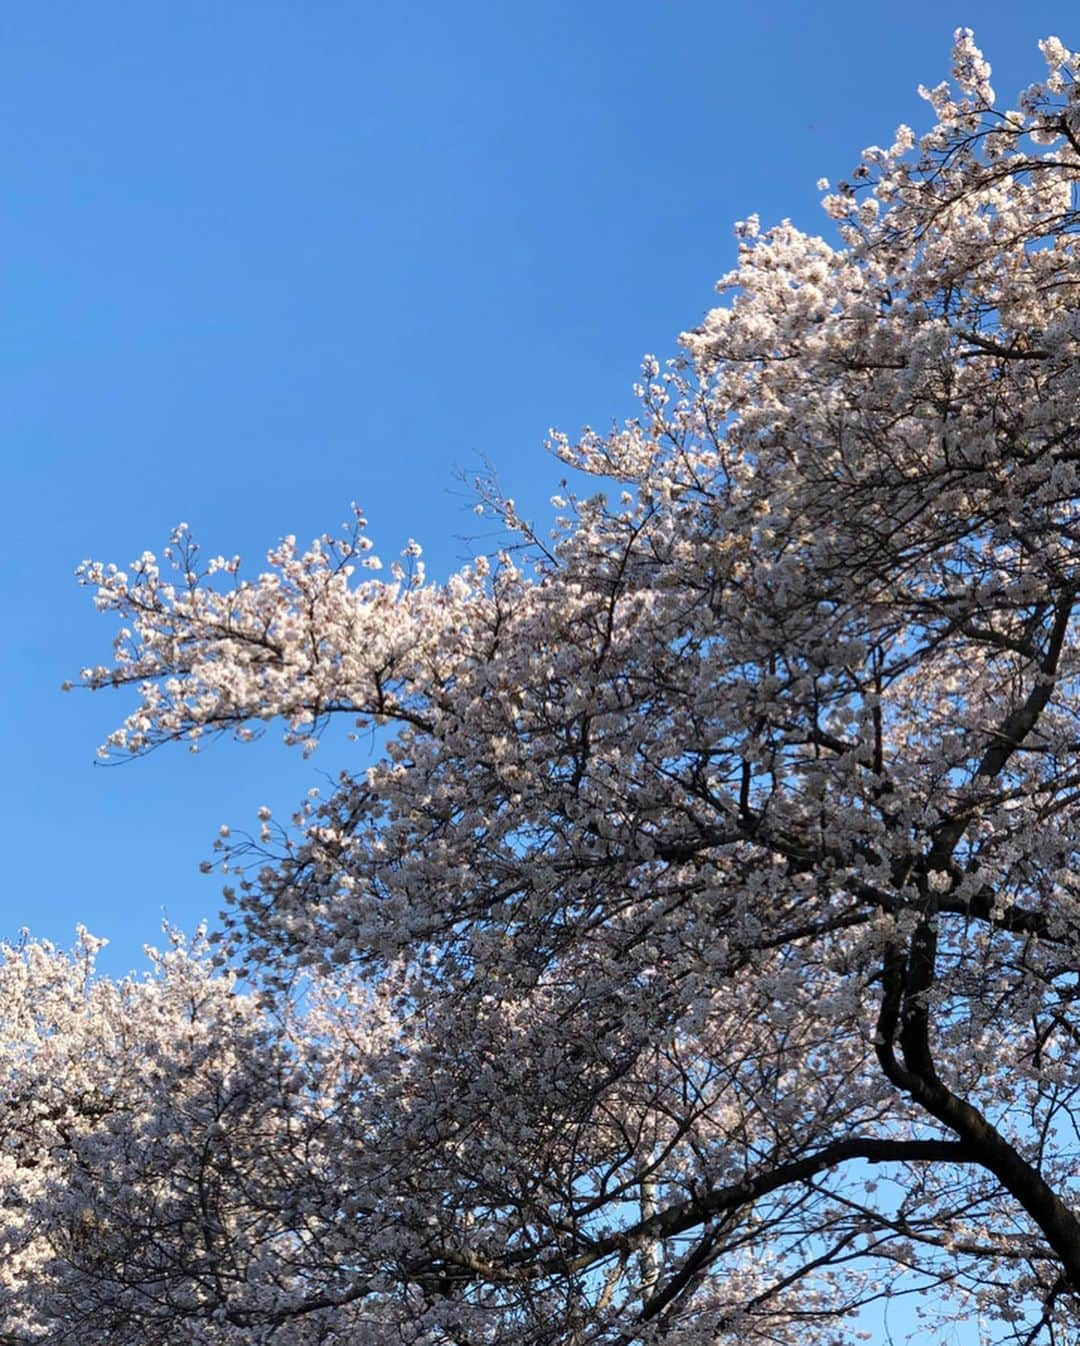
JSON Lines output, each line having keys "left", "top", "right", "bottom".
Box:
{"left": 1, "top": 4, "right": 1071, "bottom": 1340}
{"left": 7, "top": 0, "right": 1069, "bottom": 970}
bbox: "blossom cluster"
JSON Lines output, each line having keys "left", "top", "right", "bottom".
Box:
{"left": 13, "top": 29, "right": 1080, "bottom": 1344}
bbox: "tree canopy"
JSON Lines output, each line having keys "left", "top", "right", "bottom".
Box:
{"left": 6, "top": 29, "right": 1080, "bottom": 1345}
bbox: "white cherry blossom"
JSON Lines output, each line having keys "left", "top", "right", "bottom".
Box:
{"left": 14, "top": 29, "right": 1080, "bottom": 1344}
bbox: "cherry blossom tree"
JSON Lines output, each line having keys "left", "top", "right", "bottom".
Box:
{"left": 8, "top": 28, "right": 1080, "bottom": 1344}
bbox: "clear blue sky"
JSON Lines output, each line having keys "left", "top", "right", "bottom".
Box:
{"left": 0, "top": 4, "right": 1069, "bottom": 1339}
{"left": 7, "top": 0, "right": 1068, "bottom": 967}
